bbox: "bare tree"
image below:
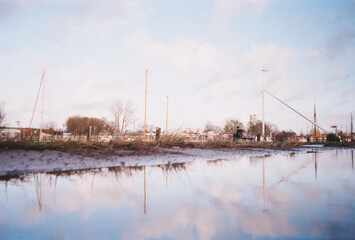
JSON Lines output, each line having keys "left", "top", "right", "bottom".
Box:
{"left": 247, "top": 119, "right": 276, "bottom": 136}
{"left": 224, "top": 119, "right": 244, "bottom": 134}
{"left": 111, "top": 100, "right": 135, "bottom": 136}
{"left": 44, "top": 121, "right": 57, "bottom": 130}
{"left": 203, "top": 121, "right": 222, "bottom": 133}
{"left": 0, "top": 102, "right": 5, "bottom": 127}
{"left": 44, "top": 121, "right": 57, "bottom": 134}
{"left": 66, "top": 116, "right": 106, "bottom": 137}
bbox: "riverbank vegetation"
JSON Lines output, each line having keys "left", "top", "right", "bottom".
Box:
{"left": 1, "top": 138, "right": 353, "bottom": 155}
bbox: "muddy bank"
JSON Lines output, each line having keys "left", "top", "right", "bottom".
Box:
{"left": 1, "top": 140, "right": 353, "bottom": 177}
{"left": 0, "top": 148, "right": 294, "bottom": 177}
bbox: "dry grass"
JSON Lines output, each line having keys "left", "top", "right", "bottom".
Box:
{"left": 3, "top": 138, "right": 350, "bottom": 155}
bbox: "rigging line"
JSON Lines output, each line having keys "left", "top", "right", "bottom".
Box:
{"left": 269, "top": 159, "right": 313, "bottom": 189}
{"left": 235, "top": 91, "right": 262, "bottom": 117}
{"left": 264, "top": 89, "right": 328, "bottom": 133}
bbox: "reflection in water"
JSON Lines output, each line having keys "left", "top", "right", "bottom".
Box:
{"left": 314, "top": 152, "right": 318, "bottom": 180}
{"left": 144, "top": 166, "right": 146, "bottom": 214}
{"left": 269, "top": 159, "right": 312, "bottom": 189}
{"left": 166, "top": 164, "right": 168, "bottom": 186}
{"left": 91, "top": 172, "right": 95, "bottom": 193}
{"left": 34, "top": 173, "right": 42, "bottom": 211}
{"left": 262, "top": 157, "right": 266, "bottom": 211}
{"left": 1, "top": 149, "right": 355, "bottom": 239}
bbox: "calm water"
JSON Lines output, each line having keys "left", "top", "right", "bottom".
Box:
{"left": 0, "top": 149, "right": 354, "bottom": 240}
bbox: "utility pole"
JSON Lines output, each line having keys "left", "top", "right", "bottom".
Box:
{"left": 261, "top": 69, "right": 268, "bottom": 141}
{"left": 144, "top": 69, "right": 148, "bottom": 141}
{"left": 166, "top": 96, "right": 169, "bottom": 135}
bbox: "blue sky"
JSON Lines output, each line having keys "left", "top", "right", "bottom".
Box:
{"left": 0, "top": 0, "right": 354, "bottom": 133}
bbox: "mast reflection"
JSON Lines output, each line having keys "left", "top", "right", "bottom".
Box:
{"left": 144, "top": 166, "right": 146, "bottom": 214}
{"left": 262, "top": 156, "right": 266, "bottom": 211}
{"left": 166, "top": 164, "right": 169, "bottom": 187}
{"left": 314, "top": 152, "right": 318, "bottom": 180}
{"left": 34, "top": 173, "right": 42, "bottom": 211}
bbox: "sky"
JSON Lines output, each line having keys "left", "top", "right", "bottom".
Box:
{"left": 0, "top": 0, "right": 354, "bottom": 134}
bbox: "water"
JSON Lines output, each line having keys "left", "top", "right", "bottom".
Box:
{"left": 0, "top": 149, "right": 354, "bottom": 240}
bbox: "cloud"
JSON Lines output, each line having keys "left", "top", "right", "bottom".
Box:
{"left": 123, "top": 30, "right": 222, "bottom": 77}
{"left": 49, "top": 0, "right": 146, "bottom": 43}
{"left": 121, "top": 30, "right": 299, "bottom": 128}
{"left": 213, "top": 0, "right": 269, "bottom": 26}
{"left": 210, "top": 43, "right": 296, "bottom": 104}
{"left": 325, "top": 29, "right": 355, "bottom": 59}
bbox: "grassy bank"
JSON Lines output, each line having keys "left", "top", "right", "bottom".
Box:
{"left": 0, "top": 139, "right": 305, "bottom": 153}
{"left": 0, "top": 139, "right": 353, "bottom": 154}
{"left": 0, "top": 140, "right": 158, "bottom": 154}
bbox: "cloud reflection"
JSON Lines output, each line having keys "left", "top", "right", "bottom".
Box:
{"left": 1, "top": 150, "right": 355, "bottom": 239}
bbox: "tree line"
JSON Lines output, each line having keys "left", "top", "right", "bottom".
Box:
{"left": 203, "top": 118, "right": 276, "bottom": 136}
{"left": 0, "top": 98, "right": 285, "bottom": 138}
{"left": 65, "top": 100, "right": 135, "bottom": 137}
{"left": 0, "top": 102, "right": 5, "bottom": 127}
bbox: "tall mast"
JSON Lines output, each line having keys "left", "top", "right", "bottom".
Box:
{"left": 27, "top": 69, "right": 46, "bottom": 138}
{"left": 144, "top": 69, "right": 148, "bottom": 141}
{"left": 261, "top": 69, "right": 268, "bottom": 141}
{"left": 262, "top": 77, "right": 264, "bottom": 140}
{"left": 313, "top": 103, "right": 317, "bottom": 137}
{"left": 166, "top": 96, "right": 169, "bottom": 135}
{"left": 351, "top": 113, "right": 353, "bottom": 141}
{"left": 39, "top": 69, "right": 46, "bottom": 142}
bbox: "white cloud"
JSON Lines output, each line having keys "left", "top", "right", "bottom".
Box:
{"left": 213, "top": 0, "right": 269, "bottom": 26}
{"left": 49, "top": 0, "right": 147, "bottom": 43}
{"left": 124, "top": 30, "right": 222, "bottom": 77}
{"left": 121, "top": 30, "right": 301, "bottom": 129}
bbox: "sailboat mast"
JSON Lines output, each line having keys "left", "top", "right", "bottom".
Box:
{"left": 39, "top": 69, "right": 46, "bottom": 142}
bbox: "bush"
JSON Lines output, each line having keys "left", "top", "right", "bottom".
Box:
{"left": 272, "top": 131, "right": 296, "bottom": 142}
{"left": 326, "top": 133, "right": 339, "bottom": 142}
